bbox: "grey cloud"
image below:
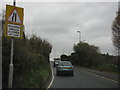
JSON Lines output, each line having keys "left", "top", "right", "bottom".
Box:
{"left": 14, "top": 2, "right": 118, "bottom": 59}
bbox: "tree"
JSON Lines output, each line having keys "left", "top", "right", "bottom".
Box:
{"left": 73, "top": 42, "right": 101, "bottom": 67}
{"left": 29, "top": 35, "right": 52, "bottom": 63}
{"left": 112, "top": 10, "right": 120, "bottom": 56}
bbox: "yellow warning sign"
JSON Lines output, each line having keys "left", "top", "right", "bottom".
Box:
{"left": 5, "top": 4, "right": 24, "bottom": 24}
{"left": 4, "top": 4, "right": 24, "bottom": 39}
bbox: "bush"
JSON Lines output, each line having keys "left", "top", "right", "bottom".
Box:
{"left": 20, "top": 63, "right": 50, "bottom": 88}
{"left": 67, "top": 42, "right": 118, "bottom": 73}
{"left": 72, "top": 42, "right": 101, "bottom": 67}
{"left": 2, "top": 35, "right": 52, "bottom": 88}
{"left": 96, "top": 64, "right": 118, "bottom": 72}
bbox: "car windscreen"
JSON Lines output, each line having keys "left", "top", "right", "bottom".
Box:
{"left": 60, "top": 61, "right": 72, "bottom": 66}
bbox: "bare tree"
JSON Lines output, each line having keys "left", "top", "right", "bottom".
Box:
{"left": 112, "top": 5, "right": 120, "bottom": 56}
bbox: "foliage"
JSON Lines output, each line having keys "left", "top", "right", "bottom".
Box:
{"left": 19, "top": 63, "right": 50, "bottom": 88}
{"left": 71, "top": 42, "right": 101, "bottom": 67}
{"left": 1, "top": 8, "right": 52, "bottom": 88}
{"left": 112, "top": 11, "right": 120, "bottom": 55}
{"left": 2, "top": 35, "right": 52, "bottom": 88}
{"left": 63, "top": 42, "right": 118, "bottom": 72}
{"left": 96, "top": 64, "right": 118, "bottom": 72}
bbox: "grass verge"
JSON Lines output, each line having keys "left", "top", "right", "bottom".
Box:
{"left": 17, "top": 64, "right": 51, "bottom": 88}
{"left": 90, "top": 64, "right": 119, "bottom": 73}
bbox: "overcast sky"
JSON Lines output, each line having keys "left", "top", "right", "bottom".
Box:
{"left": 1, "top": 1, "right": 118, "bottom": 60}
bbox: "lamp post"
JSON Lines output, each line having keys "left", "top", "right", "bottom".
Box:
{"left": 77, "top": 30, "right": 81, "bottom": 43}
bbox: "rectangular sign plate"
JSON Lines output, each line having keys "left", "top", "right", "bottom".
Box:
{"left": 7, "top": 24, "right": 20, "bottom": 37}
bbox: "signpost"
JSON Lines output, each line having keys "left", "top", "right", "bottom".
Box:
{"left": 4, "top": 1, "right": 24, "bottom": 88}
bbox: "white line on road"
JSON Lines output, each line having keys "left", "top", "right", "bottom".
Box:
{"left": 46, "top": 65, "right": 54, "bottom": 90}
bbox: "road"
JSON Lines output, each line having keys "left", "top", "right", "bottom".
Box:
{"left": 50, "top": 65, "right": 118, "bottom": 88}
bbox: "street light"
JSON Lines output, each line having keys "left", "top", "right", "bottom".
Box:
{"left": 77, "top": 30, "right": 81, "bottom": 43}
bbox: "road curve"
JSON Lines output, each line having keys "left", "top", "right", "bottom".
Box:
{"left": 50, "top": 66, "right": 118, "bottom": 88}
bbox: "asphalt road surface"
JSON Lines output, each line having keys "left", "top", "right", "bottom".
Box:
{"left": 50, "top": 65, "right": 118, "bottom": 88}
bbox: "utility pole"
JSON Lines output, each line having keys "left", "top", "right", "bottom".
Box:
{"left": 8, "top": 0, "right": 16, "bottom": 88}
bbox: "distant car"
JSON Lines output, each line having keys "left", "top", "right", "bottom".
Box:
{"left": 56, "top": 61, "right": 73, "bottom": 76}
{"left": 53, "top": 60, "right": 61, "bottom": 67}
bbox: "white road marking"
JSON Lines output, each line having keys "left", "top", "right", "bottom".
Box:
{"left": 47, "top": 66, "right": 118, "bottom": 89}
{"left": 46, "top": 64, "right": 54, "bottom": 90}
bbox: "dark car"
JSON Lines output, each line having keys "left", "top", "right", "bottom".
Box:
{"left": 56, "top": 61, "right": 73, "bottom": 76}
{"left": 53, "top": 60, "right": 61, "bottom": 67}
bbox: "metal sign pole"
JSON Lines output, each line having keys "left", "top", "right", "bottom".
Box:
{"left": 8, "top": 0, "right": 16, "bottom": 88}
{"left": 8, "top": 38, "right": 14, "bottom": 88}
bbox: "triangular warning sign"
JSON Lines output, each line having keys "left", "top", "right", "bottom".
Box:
{"left": 8, "top": 8, "right": 21, "bottom": 23}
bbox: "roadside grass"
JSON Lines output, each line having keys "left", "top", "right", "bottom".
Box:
{"left": 90, "top": 64, "right": 119, "bottom": 73}
{"left": 21, "top": 64, "right": 50, "bottom": 88}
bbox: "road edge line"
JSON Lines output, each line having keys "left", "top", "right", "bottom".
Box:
{"left": 46, "top": 65, "right": 54, "bottom": 90}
